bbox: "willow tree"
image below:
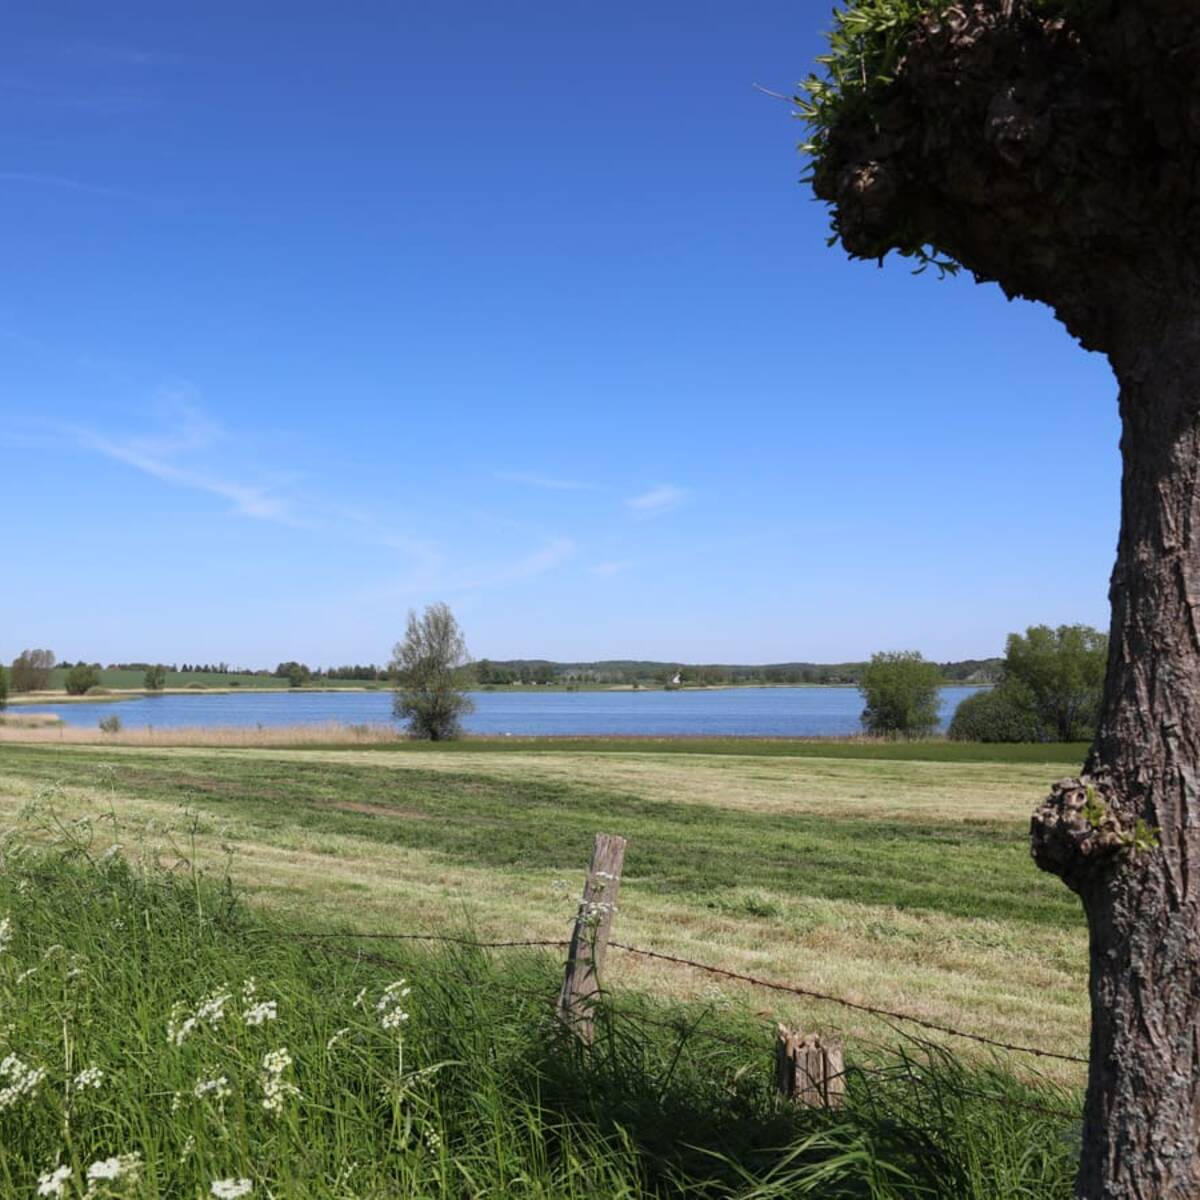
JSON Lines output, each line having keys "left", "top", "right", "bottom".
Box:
{"left": 801, "top": 3, "right": 1200, "bottom": 1194}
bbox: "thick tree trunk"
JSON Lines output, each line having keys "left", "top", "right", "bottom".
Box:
{"left": 1034, "top": 331, "right": 1200, "bottom": 1198}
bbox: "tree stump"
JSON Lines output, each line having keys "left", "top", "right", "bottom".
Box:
{"left": 775, "top": 1027, "right": 845, "bottom": 1109}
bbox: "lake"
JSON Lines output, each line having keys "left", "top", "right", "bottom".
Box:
{"left": 27, "top": 686, "right": 984, "bottom": 737}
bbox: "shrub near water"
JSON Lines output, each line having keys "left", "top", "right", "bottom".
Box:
{"left": 0, "top": 846, "right": 1078, "bottom": 1198}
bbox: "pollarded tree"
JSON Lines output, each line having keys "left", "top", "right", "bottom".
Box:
{"left": 390, "top": 602, "right": 474, "bottom": 741}
{"left": 802, "top": 5, "right": 1200, "bottom": 1194}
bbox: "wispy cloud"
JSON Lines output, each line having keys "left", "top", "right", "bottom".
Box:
{"left": 74, "top": 427, "right": 293, "bottom": 522}
{"left": 495, "top": 470, "right": 598, "bottom": 492}
{"left": 62, "top": 401, "right": 295, "bottom": 522}
{"left": 588, "top": 560, "right": 632, "bottom": 577}
{"left": 627, "top": 483, "right": 688, "bottom": 517}
{"left": 457, "top": 537, "right": 575, "bottom": 589}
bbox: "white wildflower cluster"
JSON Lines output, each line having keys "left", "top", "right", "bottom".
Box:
{"left": 84, "top": 1152, "right": 142, "bottom": 1196}
{"left": 210, "top": 1178, "right": 253, "bottom": 1198}
{"left": 0, "top": 915, "right": 12, "bottom": 954}
{"left": 37, "top": 1165, "right": 72, "bottom": 1198}
{"left": 73, "top": 1066, "right": 105, "bottom": 1091}
{"left": 260, "top": 1047, "right": 297, "bottom": 1116}
{"left": 376, "top": 980, "right": 411, "bottom": 1033}
{"left": 325, "top": 1027, "right": 350, "bottom": 1053}
{"left": 16, "top": 966, "right": 37, "bottom": 985}
{"left": 193, "top": 1075, "right": 232, "bottom": 1102}
{"left": 167, "top": 987, "right": 233, "bottom": 1046}
{"left": 0, "top": 1052, "right": 47, "bottom": 1110}
{"left": 234, "top": 979, "right": 274, "bottom": 1027}
{"left": 243, "top": 1000, "right": 277, "bottom": 1027}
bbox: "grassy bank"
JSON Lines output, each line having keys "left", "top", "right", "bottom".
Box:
{"left": 0, "top": 847, "right": 1078, "bottom": 1198}
{"left": 0, "top": 741, "right": 1089, "bottom": 1085}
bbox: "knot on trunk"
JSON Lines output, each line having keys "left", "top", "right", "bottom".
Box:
{"left": 1031, "top": 774, "right": 1126, "bottom": 889}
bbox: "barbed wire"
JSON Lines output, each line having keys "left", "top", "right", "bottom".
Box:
{"left": 250, "top": 924, "right": 1086, "bottom": 1066}
{"left": 607, "top": 941, "right": 1088, "bottom": 1065}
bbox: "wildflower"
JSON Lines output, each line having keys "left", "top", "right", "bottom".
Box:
{"left": 168, "top": 987, "right": 233, "bottom": 1046}
{"left": 180, "top": 1135, "right": 196, "bottom": 1163}
{"left": 0, "top": 916, "right": 11, "bottom": 953}
{"left": 241, "top": 978, "right": 257, "bottom": 1005}
{"left": 85, "top": 1152, "right": 142, "bottom": 1185}
{"left": 99, "top": 844, "right": 123, "bottom": 862}
{"left": 353, "top": 987, "right": 368, "bottom": 1010}
{"left": 193, "top": 1075, "right": 232, "bottom": 1101}
{"left": 260, "top": 1047, "right": 297, "bottom": 1116}
{"left": 0, "top": 1052, "right": 47, "bottom": 1110}
{"left": 37, "top": 1165, "right": 72, "bottom": 1197}
{"left": 325, "top": 1027, "right": 350, "bottom": 1052}
{"left": 242, "top": 1000, "right": 276, "bottom": 1027}
{"left": 16, "top": 967, "right": 37, "bottom": 985}
{"left": 376, "top": 980, "right": 411, "bottom": 1034}
{"left": 211, "top": 1179, "right": 253, "bottom": 1199}
{"left": 73, "top": 1066, "right": 105, "bottom": 1091}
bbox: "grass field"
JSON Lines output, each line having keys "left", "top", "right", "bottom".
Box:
{"left": 0, "top": 739, "right": 1089, "bottom": 1088}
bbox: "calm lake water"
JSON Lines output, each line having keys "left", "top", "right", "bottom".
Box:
{"left": 30, "top": 686, "right": 983, "bottom": 737}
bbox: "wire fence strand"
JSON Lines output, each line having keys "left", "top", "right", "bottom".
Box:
{"left": 250, "top": 925, "right": 1086, "bottom": 1066}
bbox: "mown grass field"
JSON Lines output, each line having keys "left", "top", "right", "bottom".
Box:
{"left": 0, "top": 739, "right": 1090, "bottom": 1088}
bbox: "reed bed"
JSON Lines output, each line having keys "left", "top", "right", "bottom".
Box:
{"left": 0, "top": 721, "right": 402, "bottom": 748}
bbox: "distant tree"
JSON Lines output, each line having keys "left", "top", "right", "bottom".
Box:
{"left": 143, "top": 664, "right": 167, "bottom": 691}
{"left": 274, "top": 661, "right": 311, "bottom": 687}
{"left": 0, "top": 663, "right": 7, "bottom": 709}
{"left": 1002, "top": 624, "right": 1106, "bottom": 743}
{"left": 390, "top": 602, "right": 474, "bottom": 741}
{"left": 859, "top": 651, "right": 941, "bottom": 738}
{"left": 64, "top": 663, "right": 100, "bottom": 695}
{"left": 10, "top": 648, "right": 56, "bottom": 692}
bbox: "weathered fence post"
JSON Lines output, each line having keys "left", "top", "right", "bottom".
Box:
{"left": 775, "top": 1026, "right": 845, "bottom": 1108}
{"left": 556, "top": 832, "right": 627, "bottom": 1043}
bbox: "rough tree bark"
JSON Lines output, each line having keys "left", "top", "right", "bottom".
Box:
{"left": 810, "top": 3, "right": 1200, "bottom": 1196}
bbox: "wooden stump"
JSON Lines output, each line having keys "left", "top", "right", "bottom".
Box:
{"left": 556, "top": 833, "right": 626, "bottom": 1043}
{"left": 775, "top": 1026, "right": 845, "bottom": 1108}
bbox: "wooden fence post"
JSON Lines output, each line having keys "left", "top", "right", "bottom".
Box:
{"left": 556, "top": 832, "right": 627, "bottom": 1043}
{"left": 775, "top": 1026, "right": 845, "bottom": 1108}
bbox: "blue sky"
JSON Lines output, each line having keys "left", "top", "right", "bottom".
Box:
{"left": 0, "top": 2, "right": 1119, "bottom": 667}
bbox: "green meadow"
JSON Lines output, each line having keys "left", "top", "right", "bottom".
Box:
{"left": 0, "top": 739, "right": 1087, "bottom": 1196}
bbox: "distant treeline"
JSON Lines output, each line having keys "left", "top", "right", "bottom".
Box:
{"left": 472, "top": 658, "right": 1001, "bottom": 686}
{"left": 27, "top": 655, "right": 1003, "bottom": 690}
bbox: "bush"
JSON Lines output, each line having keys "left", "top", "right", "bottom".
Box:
{"left": 0, "top": 663, "right": 7, "bottom": 709}
{"left": 143, "top": 664, "right": 166, "bottom": 691}
{"left": 98, "top": 713, "right": 123, "bottom": 734}
{"left": 64, "top": 663, "right": 101, "bottom": 695}
{"left": 948, "top": 686, "right": 1044, "bottom": 743}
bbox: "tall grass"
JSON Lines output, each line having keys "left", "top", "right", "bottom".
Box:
{"left": 0, "top": 836, "right": 1079, "bottom": 1198}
